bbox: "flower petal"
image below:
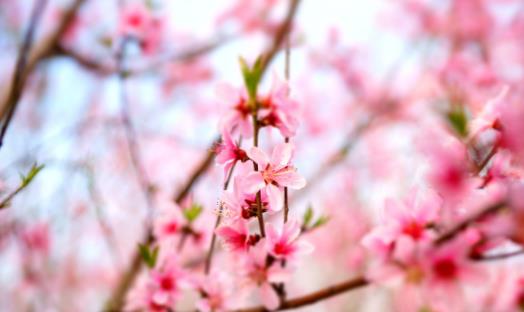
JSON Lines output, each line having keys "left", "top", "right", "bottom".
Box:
{"left": 270, "top": 143, "right": 293, "bottom": 170}
{"left": 260, "top": 283, "right": 280, "bottom": 311}
{"left": 276, "top": 171, "right": 306, "bottom": 189}
{"left": 242, "top": 172, "right": 265, "bottom": 194}
{"left": 247, "top": 147, "right": 269, "bottom": 168}
{"left": 266, "top": 184, "right": 283, "bottom": 212}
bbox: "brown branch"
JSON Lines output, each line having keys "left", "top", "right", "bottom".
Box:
{"left": 54, "top": 35, "right": 232, "bottom": 76}
{"left": 472, "top": 249, "right": 524, "bottom": 261}
{"left": 259, "top": 0, "right": 301, "bottom": 78}
{"left": 0, "top": 0, "right": 49, "bottom": 149}
{"left": 233, "top": 276, "right": 368, "bottom": 312}
{"left": 434, "top": 201, "right": 507, "bottom": 246}
{"left": 0, "top": 0, "right": 86, "bottom": 132}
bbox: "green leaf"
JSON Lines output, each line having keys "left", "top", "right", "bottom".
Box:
{"left": 303, "top": 205, "right": 314, "bottom": 227}
{"left": 20, "top": 163, "right": 44, "bottom": 187}
{"left": 138, "top": 243, "right": 159, "bottom": 268}
{"left": 183, "top": 204, "right": 203, "bottom": 223}
{"left": 312, "top": 215, "right": 330, "bottom": 229}
{"left": 239, "top": 56, "right": 263, "bottom": 103}
{"left": 446, "top": 106, "right": 468, "bottom": 138}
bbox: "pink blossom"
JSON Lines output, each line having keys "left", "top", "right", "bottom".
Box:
{"left": 216, "top": 219, "right": 256, "bottom": 252}
{"left": 21, "top": 222, "right": 50, "bottom": 255}
{"left": 362, "top": 189, "right": 441, "bottom": 258}
{"left": 266, "top": 220, "right": 313, "bottom": 261}
{"left": 243, "top": 143, "right": 306, "bottom": 211}
{"left": 217, "top": 83, "right": 253, "bottom": 138}
{"left": 126, "top": 257, "right": 186, "bottom": 311}
{"left": 221, "top": 177, "right": 272, "bottom": 220}
{"left": 240, "top": 243, "right": 290, "bottom": 310}
{"left": 215, "top": 128, "right": 248, "bottom": 180}
{"left": 195, "top": 272, "right": 233, "bottom": 312}
{"left": 258, "top": 76, "right": 301, "bottom": 137}
{"left": 154, "top": 206, "right": 183, "bottom": 242}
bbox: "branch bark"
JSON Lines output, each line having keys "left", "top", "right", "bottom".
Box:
{"left": 0, "top": 0, "right": 86, "bottom": 138}
{"left": 233, "top": 276, "right": 368, "bottom": 312}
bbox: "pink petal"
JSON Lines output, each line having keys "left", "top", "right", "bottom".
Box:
{"left": 242, "top": 172, "right": 265, "bottom": 194}
{"left": 282, "top": 220, "right": 301, "bottom": 242}
{"left": 277, "top": 171, "right": 306, "bottom": 189}
{"left": 270, "top": 143, "right": 293, "bottom": 170}
{"left": 266, "top": 184, "right": 283, "bottom": 212}
{"left": 247, "top": 147, "right": 269, "bottom": 168}
{"left": 260, "top": 283, "right": 280, "bottom": 310}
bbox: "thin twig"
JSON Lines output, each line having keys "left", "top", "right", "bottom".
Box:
{"left": 434, "top": 202, "right": 507, "bottom": 246}
{"left": 0, "top": 0, "right": 86, "bottom": 128}
{"left": 0, "top": 0, "right": 49, "bottom": 149}
{"left": 204, "top": 160, "right": 237, "bottom": 274}
{"left": 472, "top": 249, "right": 524, "bottom": 261}
{"left": 55, "top": 35, "right": 232, "bottom": 76}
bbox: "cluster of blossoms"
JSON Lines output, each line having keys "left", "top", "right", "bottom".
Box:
{"left": 125, "top": 67, "right": 311, "bottom": 310}
{"left": 213, "top": 71, "right": 312, "bottom": 310}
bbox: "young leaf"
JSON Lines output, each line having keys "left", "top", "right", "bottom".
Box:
{"left": 446, "top": 106, "right": 468, "bottom": 138}
{"left": 183, "top": 203, "right": 203, "bottom": 223}
{"left": 303, "top": 205, "right": 314, "bottom": 228}
{"left": 312, "top": 215, "right": 330, "bottom": 229}
{"left": 138, "top": 243, "right": 159, "bottom": 268}
{"left": 21, "top": 163, "right": 45, "bottom": 187}
{"left": 239, "top": 55, "right": 263, "bottom": 103}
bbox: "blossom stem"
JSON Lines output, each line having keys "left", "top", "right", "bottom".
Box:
{"left": 204, "top": 161, "right": 238, "bottom": 275}
{"left": 252, "top": 115, "right": 266, "bottom": 237}
{"left": 233, "top": 276, "right": 368, "bottom": 312}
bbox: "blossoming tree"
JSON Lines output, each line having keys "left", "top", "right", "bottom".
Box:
{"left": 1, "top": 0, "right": 524, "bottom": 311}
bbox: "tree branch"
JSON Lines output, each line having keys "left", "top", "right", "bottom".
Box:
{"left": 233, "top": 276, "right": 368, "bottom": 312}
{"left": 0, "top": 0, "right": 86, "bottom": 139}
{"left": 0, "top": 0, "right": 49, "bottom": 149}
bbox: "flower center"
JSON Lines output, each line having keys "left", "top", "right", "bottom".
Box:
{"left": 160, "top": 276, "right": 175, "bottom": 291}
{"left": 402, "top": 221, "right": 424, "bottom": 240}
{"left": 432, "top": 257, "right": 458, "bottom": 280}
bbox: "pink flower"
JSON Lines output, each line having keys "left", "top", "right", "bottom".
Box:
{"left": 216, "top": 219, "right": 259, "bottom": 252}
{"left": 266, "top": 220, "right": 313, "bottom": 261}
{"left": 21, "top": 222, "right": 50, "bottom": 255}
{"left": 195, "top": 272, "right": 233, "bottom": 312}
{"left": 258, "top": 76, "right": 300, "bottom": 138}
{"left": 118, "top": 3, "right": 164, "bottom": 54}
{"left": 362, "top": 189, "right": 441, "bottom": 258}
{"left": 126, "top": 257, "right": 186, "bottom": 311}
{"left": 217, "top": 83, "right": 252, "bottom": 138}
{"left": 243, "top": 143, "right": 306, "bottom": 211}
{"left": 221, "top": 177, "right": 272, "bottom": 220}
{"left": 215, "top": 128, "right": 248, "bottom": 180}
{"left": 154, "top": 205, "right": 183, "bottom": 242}
{"left": 240, "top": 243, "right": 290, "bottom": 310}
{"left": 119, "top": 3, "right": 150, "bottom": 37}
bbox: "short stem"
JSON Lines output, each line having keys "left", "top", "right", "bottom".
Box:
{"left": 252, "top": 113, "right": 266, "bottom": 237}
{"left": 204, "top": 161, "right": 238, "bottom": 274}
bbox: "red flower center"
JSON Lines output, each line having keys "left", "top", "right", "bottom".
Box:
{"left": 164, "top": 221, "right": 178, "bottom": 235}
{"left": 274, "top": 241, "right": 292, "bottom": 255}
{"left": 402, "top": 221, "right": 424, "bottom": 240}
{"left": 433, "top": 257, "right": 458, "bottom": 280}
{"left": 127, "top": 13, "right": 144, "bottom": 28}
{"left": 160, "top": 276, "right": 175, "bottom": 291}
{"left": 235, "top": 98, "right": 250, "bottom": 117}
